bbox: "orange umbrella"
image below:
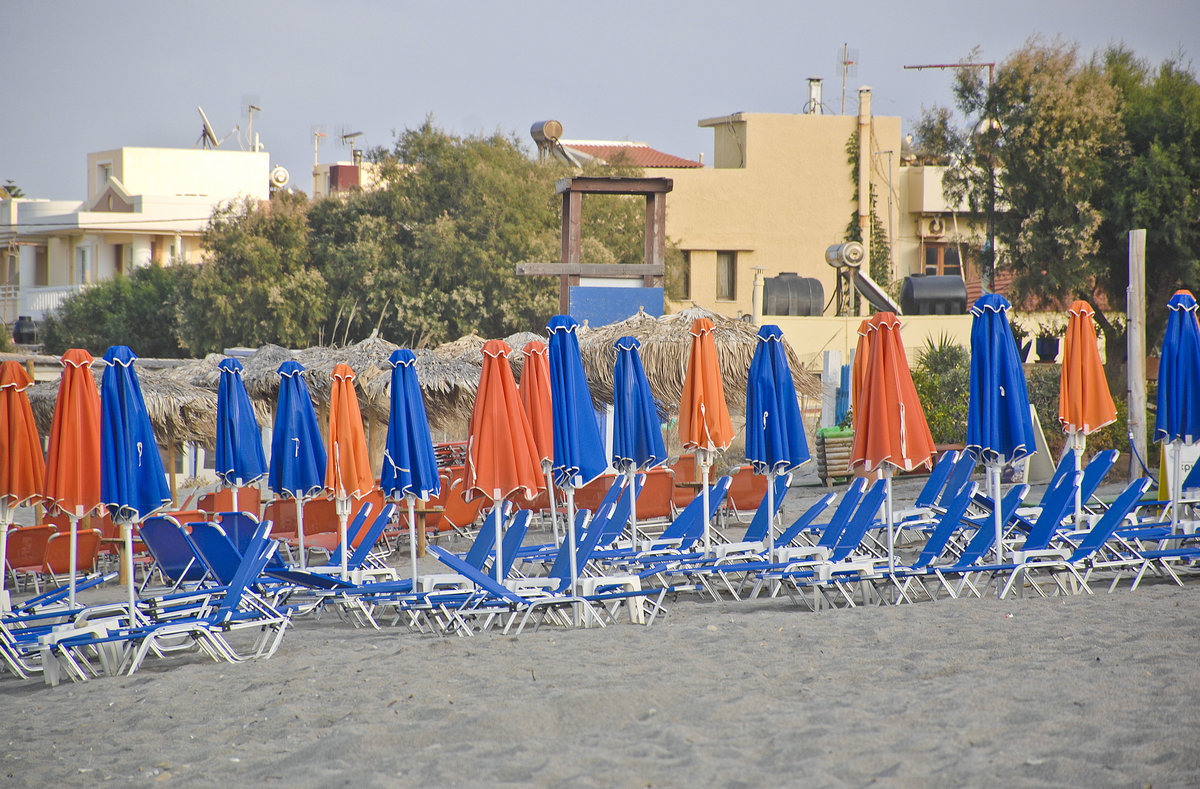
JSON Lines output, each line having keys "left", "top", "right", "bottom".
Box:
{"left": 518, "top": 340, "right": 559, "bottom": 542}
{"left": 680, "top": 317, "right": 734, "bottom": 556}
{"left": 1058, "top": 301, "right": 1117, "bottom": 522}
{"left": 467, "top": 340, "right": 543, "bottom": 581}
{"left": 1, "top": 361, "right": 46, "bottom": 609}
{"left": 851, "top": 317, "right": 872, "bottom": 426}
{"left": 848, "top": 313, "right": 936, "bottom": 570}
{"left": 324, "top": 363, "right": 374, "bottom": 578}
{"left": 43, "top": 349, "right": 103, "bottom": 607}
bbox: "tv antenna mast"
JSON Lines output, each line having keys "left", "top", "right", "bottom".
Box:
{"left": 243, "top": 95, "right": 263, "bottom": 151}
{"left": 838, "top": 43, "right": 858, "bottom": 114}
{"left": 312, "top": 124, "right": 328, "bottom": 166}
{"left": 338, "top": 127, "right": 365, "bottom": 165}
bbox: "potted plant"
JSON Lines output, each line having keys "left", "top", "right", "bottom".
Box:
{"left": 1008, "top": 319, "right": 1032, "bottom": 362}
{"left": 1035, "top": 318, "right": 1065, "bottom": 362}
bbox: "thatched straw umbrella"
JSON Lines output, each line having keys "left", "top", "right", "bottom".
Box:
{"left": 578, "top": 306, "right": 820, "bottom": 413}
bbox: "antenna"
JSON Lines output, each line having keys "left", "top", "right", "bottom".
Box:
{"left": 243, "top": 95, "right": 263, "bottom": 152}
{"left": 197, "top": 106, "right": 219, "bottom": 149}
{"left": 837, "top": 44, "right": 858, "bottom": 114}
{"left": 312, "top": 124, "right": 328, "bottom": 167}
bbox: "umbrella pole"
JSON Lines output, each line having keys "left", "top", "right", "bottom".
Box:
{"left": 884, "top": 466, "right": 895, "bottom": 574}
{"left": 69, "top": 510, "right": 80, "bottom": 609}
{"left": 0, "top": 502, "right": 9, "bottom": 613}
{"left": 1173, "top": 439, "right": 1182, "bottom": 533}
{"left": 566, "top": 483, "right": 580, "bottom": 627}
{"left": 1071, "top": 432, "right": 1084, "bottom": 526}
{"left": 990, "top": 462, "right": 1003, "bottom": 564}
{"left": 296, "top": 496, "right": 307, "bottom": 569}
{"left": 123, "top": 520, "right": 137, "bottom": 623}
{"left": 493, "top": 489, "right": 504, "bottom": 585}
{"left": 701, "top": 454, "right": 713, "bottom": 558}
{"left": 765, "top": 469, "right": 775, "bottom": 565}
{"left": 627, "top": 468, "right": 639, "bottom": 549}
{"left": 336, "top": 495, "right": 351, "bottom": 580}
{"left": 407, "top": 496, "right": 419, "bottom": 589}
{"left": 543, "top": 461, "right": 560, "bottom": 546}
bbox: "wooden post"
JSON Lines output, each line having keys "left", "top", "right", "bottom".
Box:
{"left": 1128, "top": 229, "right": 1147, "bottom": 482}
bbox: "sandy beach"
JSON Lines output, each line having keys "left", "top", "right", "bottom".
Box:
{"left": 4, "top": 477, "right": 1200, "bottom": 788}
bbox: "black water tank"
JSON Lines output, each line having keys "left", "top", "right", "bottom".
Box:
{"left": 900, "top": 276, "right": 968, "bottom": 315}
{"left": 12, "top": 315, "right": 37, "bottom": 345}
{"left": 763, "top": 272, "right": 824, "bottom": 316}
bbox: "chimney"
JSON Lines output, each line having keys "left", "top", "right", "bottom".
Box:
{"left": 807, "top": 77, "right": 823, "bottom": 115}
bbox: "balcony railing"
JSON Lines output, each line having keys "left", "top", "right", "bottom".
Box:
{"left": 16, "top": 285, "right": 85, "bottom": 320}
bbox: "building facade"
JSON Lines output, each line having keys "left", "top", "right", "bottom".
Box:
{"left": 2, "top": 147, "right": 270, "bottom": 324}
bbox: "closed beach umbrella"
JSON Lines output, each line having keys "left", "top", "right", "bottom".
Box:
{"left": 43, "top": 349, "right": 103, "bottom": 608}
{"left": 612, "top": 336, "right": 668, "bottom": 548}
{"left": 269, "top": 360, "right": 327, "bottom": 568}
{"left": 680, "top": 317, "right": 734, "bottom": 556}
{"left": 100, "top": 345, "right": 171, "bottom": 620}
{"left": 848, "top": 313, "right": 935, "bottom": 571}
{"left": 548, "top": 315, "right": 607, "bottom": 601}
{"left": 466, "top": 339, "right": 543, "bottom": 583}
{"left": 1155, "top": 290, "right": 1200, "bottom": 531}
{"left": 519, "top": 340, "right": 559, "bottom": 543}
{"left": 966, "top": 294, "right": 1034, "bottom": 562}
{"left": 381, "top": 349, "right": 442, "bottom": 587}
{"left": 0, "top": 362, "right": 46, "bottom": 610}
{"left": 325, "top": 363, "right": 374, "bottom": 579}
{"left": 215, "top": 357, "right": 267, "bottom": 488}
{"left": 746, "top": 325, "right": 811, "bottom": 563}
{"left": 1058, "top": 301, "right": 1117, "bottom": 523}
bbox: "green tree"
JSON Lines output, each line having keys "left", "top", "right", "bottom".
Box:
{"left": 42, "top": 264, "right": 189, "bottom": 357}
{"left": 844, "top": 132, "right": 893, "bottom": 298}
{"left": 930, "top": 40, "right": 1124, "bottom": 306}
{"left": 179, "top": 190, "right": 328, "bottom": 354}
{"left": 310, "top": 119, "right": 645, "bottom": 346}
{"left": 1096, "top": 47, "right": 1200, "bottom": 335}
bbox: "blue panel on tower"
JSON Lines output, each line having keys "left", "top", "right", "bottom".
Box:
{"left": 568, "top": 287, "right": 664, "bottom": 328}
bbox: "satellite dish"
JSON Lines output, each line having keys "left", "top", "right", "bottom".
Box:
{"left": 197, "top": 106, "right": 219, "bottom": 149}
{"left": 270, "top": 166, "right": 290, "bottom": 188}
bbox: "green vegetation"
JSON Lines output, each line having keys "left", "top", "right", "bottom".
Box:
{"left": 910, "top": 334, "right": 970, "bottom": 445}
{"left": 916, "top": 39, "right": 1200, "bottom": 350}
{"left": 44, "top": 120, "right": 648, "bottom": 356}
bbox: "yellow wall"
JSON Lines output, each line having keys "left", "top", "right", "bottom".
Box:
{"left": 767, "top": 314, "right": 975, "bottom": 371}
{"left": 653, "top": 112, "right": 903, "bottom": 321}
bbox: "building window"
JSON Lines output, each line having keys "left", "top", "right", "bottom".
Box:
{"left": 716, "top": 251, "right": 737, "bottom": 300}
{"left": 923, "top": 243, "right": 963, "bottom": 277}
{"left": 97, "top": 163, "right": 112, "bottom": 188}
{"left": 681, "top": 250, "right": 692, "bottom": 300}
{"left": 76, "top": 247, "right": 90, "bottom": 284}
{"left": 35, "top": 247, "right": 48, "bottom": 286}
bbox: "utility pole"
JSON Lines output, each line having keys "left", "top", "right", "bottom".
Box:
{"left": 904, "top": 61, "right": 997, "bottom": 292}
{"left": 1128, "top": 229, "right": 1147, "bottom": 481}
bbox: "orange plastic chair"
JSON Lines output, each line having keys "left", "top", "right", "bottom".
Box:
{"left": 42, "top": 528, "right": 102, "bottom": 577}
{"left": 198, "top": 487, "right": 262, "bottom": 519}
{"left": 4, "top": 525, "right": 54, "bottom": 591}
{"left": 724, "top": 465, "right": 770, "bottom": 520}
{"left": 575, "top": 474, "right": 619, "bottom": 513}
{"left": 635, "top": 466, "right": 676, "bottom": 521}
{"left": 437, "top": 476, "right": 485, "bottom": 536}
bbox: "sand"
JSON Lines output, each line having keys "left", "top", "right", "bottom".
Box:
{"left": 4, "top": 476, "right": 1200, "bottom": 787}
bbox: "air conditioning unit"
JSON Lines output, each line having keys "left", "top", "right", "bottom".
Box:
{"left": 926, "top": 217, "right": 945, "bottom": 237}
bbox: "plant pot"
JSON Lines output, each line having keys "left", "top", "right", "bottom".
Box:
{"left": 1035, "top": 337, "right": 1060, "bottom": 363}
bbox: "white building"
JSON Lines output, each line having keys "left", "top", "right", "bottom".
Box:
{"left": 2, "top": 147, "right": 271, "bottom": 324}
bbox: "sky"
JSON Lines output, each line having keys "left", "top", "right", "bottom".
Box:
{"left": 3, "top": 0, "right": 1196, "bottom": 200}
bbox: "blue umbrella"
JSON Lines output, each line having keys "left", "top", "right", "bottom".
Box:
{"left": 612, "top": 336, "right": 667, "bottom": 547}
{"left": 1155, "top": 290, "right": 1200, "bottom": 530}
{"left": 268, "top": 360, "right": 327, "bottom": 568}
{"left": 746, "top": 324, "right": 811, "bottom": 562}
{"left": 381, "top": 349, "right": 442, "bottom": 585}
{"left": 100, "top": 345, "right": 171, "bottom": 619}
{"left": 966, "top": 294, "right": 1034, "bottom": 562}
{"left": 215, "top": 357, "right": 267, "bottom": 488}
{"left": 548, "top": 314, "right": 606, "bottom": 605}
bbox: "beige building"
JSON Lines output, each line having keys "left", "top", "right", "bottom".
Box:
{"left": 2, "top": 147, "right": 271, "bottom": 324}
